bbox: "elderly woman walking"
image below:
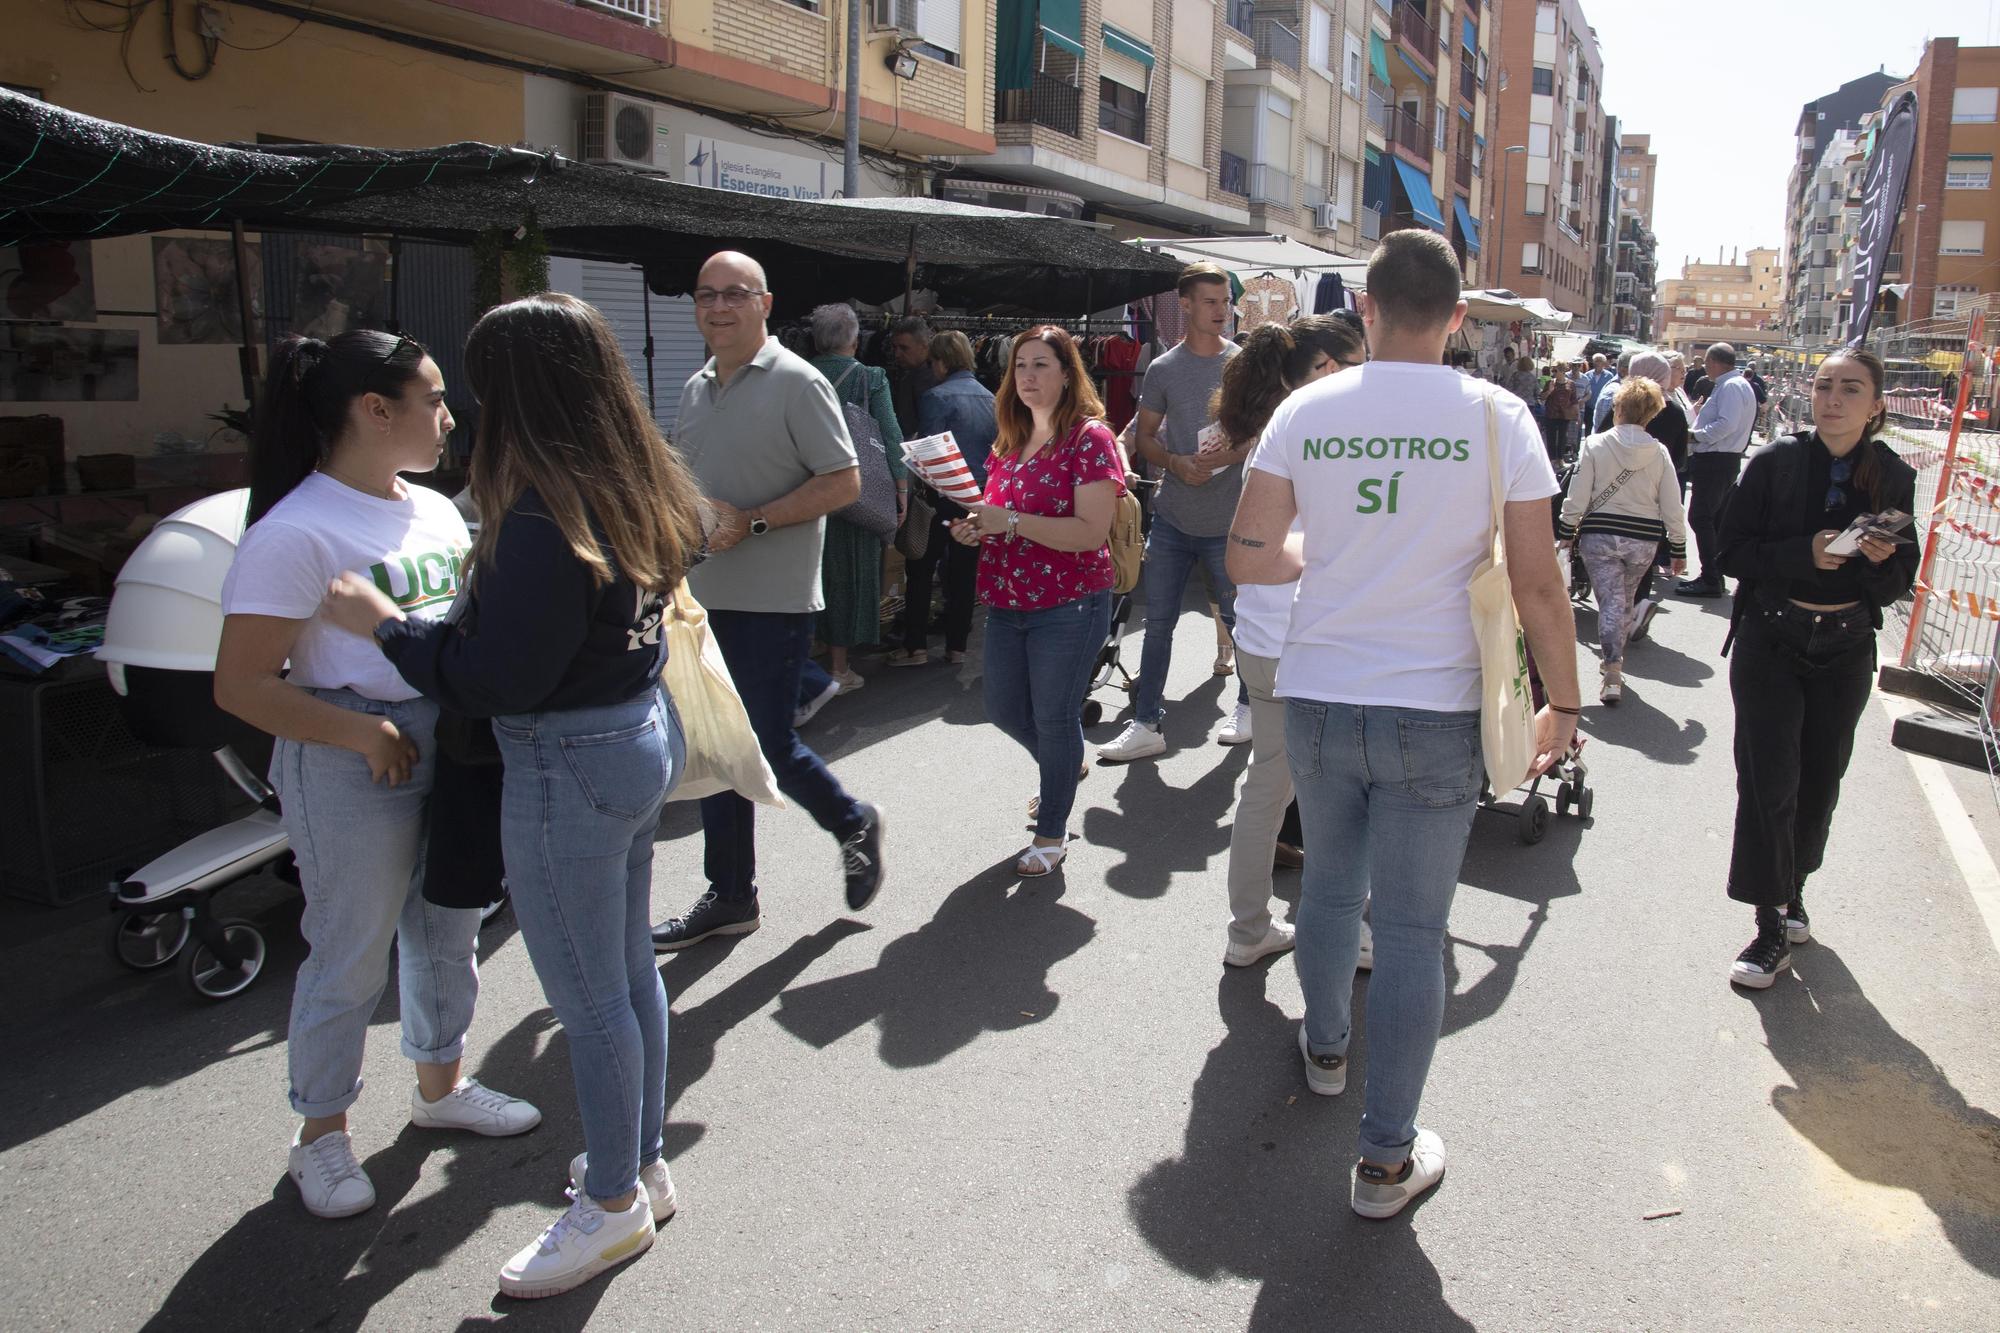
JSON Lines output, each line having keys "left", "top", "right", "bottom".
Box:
{"left": 808, "top": 303, "right": 907, "bottom": 689}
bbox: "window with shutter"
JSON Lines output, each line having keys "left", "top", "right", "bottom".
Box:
{"left": 1169, "top": 65, "right": 1206, "bottom": 165}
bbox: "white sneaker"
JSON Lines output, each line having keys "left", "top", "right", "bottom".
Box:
{"left": 570, "top": 1152, "right": 678, "bottom": 1224}
{"left": 289, "top": 1128, "right": 375, "bottom": 1219}
{"left": 1351, "top": 1127, "right": 1447, "bottom": 1219}
{"left": 1224, "top": 919, "right": 1296, "bottom": 967}
{"left": 1218, "top": 702, "right": 1253, "bottom": 746}
{"left": 499, "top": 1186, "right": 655, "bottom": 1299}
{"left": 1357, "top": 919, "right": 1374, "bottom": 972}
{"left": 410, "top": 1078, "right": 543, "bottom": 1137}
{"left": 794, "top": 677, "right": 841, "bottom": 729}
{"left": 1297, "top": 1024, "right": 1348, "bottom": 1097}
{"left": 1097, "top": 720, "right": 1165, "bottom": 762}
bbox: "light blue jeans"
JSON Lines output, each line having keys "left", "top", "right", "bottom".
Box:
{"left": 274, "top": 689, "right": 481, "bottom": 1119}
{"left": 494, "top": 688, "right": 683, "bottom": 1203}
{"left": 1133, "top": 514, "right": 1247, "bottom": 727}
{"left": 1286, "top": 699, "right": 1482, "bottom": 1165}
{"left": 984, "top": 589, "right": 1112, "bottom": 839}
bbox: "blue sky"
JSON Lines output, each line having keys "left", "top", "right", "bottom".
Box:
{"left": 1585, "top": 0, "right": 1998, "bottom": 280}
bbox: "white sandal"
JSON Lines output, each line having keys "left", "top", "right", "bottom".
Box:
{"left": 1015, "top": 839, "right": 1070, "bottom": 878}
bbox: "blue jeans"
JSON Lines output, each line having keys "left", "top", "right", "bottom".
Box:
{"left": 1286, "top": 700, "right": 1482, "bottom": 1165}
{"left": 701, "top": 610, "right": 866, "bottom": 904}
{"left": 984, "top": 589, "right": 1112, "bottom": 839}
{"left": 1133, "top": 515, "right": 1246, "bottom": 726}
{"left": 494, "top": 688, "right": 683, "bottom": 1203}
{"left": 799, "top": 656, "right": 836, "bottom": 708}
{"left": 273, "top": 689, "right": 480, "bottom": 1118}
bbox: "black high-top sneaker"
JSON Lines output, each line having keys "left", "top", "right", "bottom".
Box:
{"left": 1730, "top": 906, "right": 1792, "bottom": 989}
{"left": 1783, "top": 882, "right": 1811, "bottom": 945}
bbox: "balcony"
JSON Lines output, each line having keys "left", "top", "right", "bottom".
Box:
{"left": 576, "top": 0, "right": 660, "bottom": 21}
{"left": 1459, "top": 60, "right": 1477, "bottom": 105}
{"left": 1249, "top": 165, "right": 1295, "bottom": 208}
{"left": 1454, "top": 144, "right": 1472, "bottom": 189}
{"left": 1360, "top": 204, "right": 1382, "bottom": 242}
{"left": 996, "top": 74, "right": 1081, "bottom": 139}
{"left": 1226, "top": 0, "right": 1254, "bottom": 39}
{"left": 1367, "top": 78, "right": 1392, "bottom": 134}
{"left": 1388, "top": 106, "right": 1430, "bottom": 162}
{"left": 1255, "top": 17, "right": 1302, "bottom": 74}
{"left": 1220, "top": 151, "right": 1250, "bottom": 198}
{"left": 1301, "top": 180, "right": 1329, "bottom": 210}
{"left": 1392, "top": 3, "right": 1439, "bottom": 74}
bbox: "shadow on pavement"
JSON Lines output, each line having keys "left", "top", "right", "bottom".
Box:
{"left": 770, "top": 865, "right": 1095, "bottom": 1068}
{"left": 1751, "top": 943, "right": 2000, "bottom": 1278}
{"left": 142, "top": 1007, "right": 609, "bottom": 1332}
{"left": 1084, "top": 737, "right": 1248, "bottom": 900}
{"left": 1128, "top": 968, "right": 1475, "bottom": 1331}
{"left": 1578, "top": 689, "right": 1708, "bottom": 766}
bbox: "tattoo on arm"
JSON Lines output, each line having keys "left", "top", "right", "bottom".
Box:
{"left": 1229, "top": 532, "right": 1267, "bottom": 549}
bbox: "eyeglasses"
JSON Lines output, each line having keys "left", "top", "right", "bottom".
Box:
{"left": 1826, "top": 456, "right": 1852, "bottom": 509}
{"left": 693, "top": 287, "right": 768, "bottom": 309}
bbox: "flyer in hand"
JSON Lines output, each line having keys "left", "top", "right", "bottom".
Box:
{"left": 1824, "top": 508, "right": 1915, "bottom": 557}
{"left": 900, "top": 432, "right": 985, "bottom": 505}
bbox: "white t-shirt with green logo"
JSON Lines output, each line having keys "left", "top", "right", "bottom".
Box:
{"left": 1248, "top": 362, "right": 1557, "bottom": 713}
{"left": 221, "top": 472, "right": 470, "bottom": 702}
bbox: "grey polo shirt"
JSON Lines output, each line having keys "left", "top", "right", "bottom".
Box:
{"left": 675, "top": 335, "right": 858, "bottom": 614}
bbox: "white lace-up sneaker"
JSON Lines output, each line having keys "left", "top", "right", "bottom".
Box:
{"left": 1358, "top": 920, "right": 1374, "bottom": 972}
{"left": 410, "top": 1078, "right": 542, "bottom": 1137}
{"left": 1097, "top": 719, "right": 1165, "bottom": 762}
{"left": 1351, "top": 1128, "right": 1448, "bottom": 1220}
{"left": 570, "top": 1152, "right": 678, "bottom": 1224}
{"left": 289, "top": 1128, "right": 375, "bottom": 1219}
{"left": 499, "top": 1186, "right": 655, "bottom": 1299}
{"left": 1218, "top": 702, "right": 1253, "bottom": 746}
{"left": 1224, "top": 920, "right": 1296, "bottom": 967}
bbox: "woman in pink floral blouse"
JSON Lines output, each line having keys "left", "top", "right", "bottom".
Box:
{"left": 950, "top": 326, "right": 1127, "bottom": 876}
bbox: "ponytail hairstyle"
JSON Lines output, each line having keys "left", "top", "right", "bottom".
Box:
{"left": 249, "top": 331, "right": 429, "bottom": 524}
{"left": 1208, "top": 314, "right": 1367, "bottom": 446}
{"left": 1815, "top": 348, "right": 1890, "bottom": 510}
{"left": 465, "top": 292, "right": 705, "bottom": 593}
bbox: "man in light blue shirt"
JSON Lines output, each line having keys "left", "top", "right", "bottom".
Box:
{"left": 1677, "top": 341, "right": 1759, "bottom": 597}
{"left": 1591, "top": 350, "right": 1634, "bottom": 432}
{"left": 1580, "top": 354, "right": 1614, "bottom": 417}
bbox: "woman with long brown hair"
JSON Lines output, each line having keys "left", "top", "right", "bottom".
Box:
{"left": 1717, "top": 348, "right": 1918, "bottom": 988}
{"left": 325, "top": 292, "right": 706, "bottom": 1296}
{"left": 950, "top": 326, "right": 1126, "bottom": 876}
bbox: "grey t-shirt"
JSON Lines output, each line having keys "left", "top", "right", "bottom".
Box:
{"left": 1140, "top": 340, "right": 1241, "bottom": 537}
{"left": 674, "top": 336, "right": 858, "bottom": 614}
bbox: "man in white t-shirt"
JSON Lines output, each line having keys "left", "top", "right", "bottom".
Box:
{"left": 1227, "top": 229, "right": 1581, "bottom": 1221}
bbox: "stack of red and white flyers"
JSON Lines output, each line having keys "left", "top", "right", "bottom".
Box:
{"left": 900, "top": 432, "right": 985, "bottom": 505}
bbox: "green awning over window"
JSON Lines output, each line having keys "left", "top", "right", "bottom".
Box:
{"left": 1365, "top": 146, "right": 1381, "bottom": 165}
{"left": 1369, "top": 32, "right": 1390, "bottom": 83}
{"left": 1949, "top": 152, "right": 1994, "bottom": 161}
{"left": 1041, "top": 0, "right": 1085, "bottom": 58}
{"left": 997, "top": 0, "right": 1036, "bottom": 91}
{"left": 1102, "top": 24, "right": 1154, "bottom": 69}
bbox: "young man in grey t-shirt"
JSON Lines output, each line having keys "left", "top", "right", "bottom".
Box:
{"left": 1100, "top": 263, "right": 1251, "bottom": 761}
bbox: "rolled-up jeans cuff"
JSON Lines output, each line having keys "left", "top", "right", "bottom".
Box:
{"left": 290, "top": 1078, "right": 365, "bottom": 1119}
{"left": 401, "top": 1035, "right": 468, "bottom": 1066}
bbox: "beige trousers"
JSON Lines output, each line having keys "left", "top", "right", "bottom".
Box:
{"left": 1225, "top": 650, "right": 1291, "bottom": 945}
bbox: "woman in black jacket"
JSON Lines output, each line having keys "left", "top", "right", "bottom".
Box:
{"left": 1716, "top": 349, "right": 1918, "bottom": 988}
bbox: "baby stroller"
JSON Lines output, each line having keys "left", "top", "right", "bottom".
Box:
{"left": 96, "top": 490, "right": 292, "bottom": 1000}
{"left": 1478, "top": 642, "right": 1593, "bottom": 844}
{"left": 1081, "top": 474, "right": 1159, "bottom": 729}
{"left": 1552, "top": 458, "right": 1594, "bottom": 606}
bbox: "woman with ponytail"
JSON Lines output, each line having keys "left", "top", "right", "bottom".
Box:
{"left": 1715, "top": 349, "right": 1919, "bottom": 989}
{"left": 1214, "top": 314, "right": 1367, "bottom": 968}
{"left": 215, "top": 332, "right": 541, "bottom": 1222}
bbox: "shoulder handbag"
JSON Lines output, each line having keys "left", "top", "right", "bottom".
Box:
{"left": 895, "top": 482, "right": 936, "bottom": 561}
{"left": 661, "top": 582, "right": 785, "bottom": 807}
{"left": 829, "top": 363, "right": 900, "bottom": 543}
{"left": 1468, "top": 394, "right": 1537, "bottom": 795}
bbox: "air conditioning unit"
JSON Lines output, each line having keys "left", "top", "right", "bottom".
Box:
{"left": 1316, "top": 203, "right": 1341, "bottom": 231}
{"left": 580, "top": 92, "right": 670, "bottom": 174}
{"left": 871, "top": 0, "right": 919, "bottom": 34}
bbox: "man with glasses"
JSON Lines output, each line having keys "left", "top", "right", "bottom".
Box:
{"left": 652, "top": 251, "right": 888, "bottom": 951}
{"left": 1677, "top": 342, "right": 1758, "bottom": 599}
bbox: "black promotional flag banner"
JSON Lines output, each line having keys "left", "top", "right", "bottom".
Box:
{"left": 1848, "top": 91, "right": 1920, "bottom": 348}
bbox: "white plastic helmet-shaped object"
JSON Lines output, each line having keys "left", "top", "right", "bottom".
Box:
{"left": 98, "top": 488, "right": 250, "bottom": 678}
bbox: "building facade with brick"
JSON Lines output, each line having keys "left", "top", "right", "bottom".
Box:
{"left": 1780, "top": 69, "right": 1902, "bottom": 338}
{"left": 1655, "top": 247, "right": 1782, "bottom": 357}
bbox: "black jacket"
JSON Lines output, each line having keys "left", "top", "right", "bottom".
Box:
{"left": 1716, "top": 433, "right": 1919, "bottom": 629}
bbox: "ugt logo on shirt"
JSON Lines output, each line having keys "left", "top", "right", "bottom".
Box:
{"left": 368, "top": 546, "right": 467, "bottom": 613}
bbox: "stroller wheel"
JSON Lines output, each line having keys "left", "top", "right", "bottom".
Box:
{"left": 1518, "top": 795, "right": 1550, "bottom": 845}
{"left": 1081, "top": 699, "right": 1104, "bottom": 728}
{"left": 1576, "top": 786, "right": 1595, "bottom": 821}
{"left": 108, "top": 911, "right": 190, "bottom": 971}
{"left": 1555, "top": 780, "right": 1574, "bottom": 817}
{"left": 182, "top": 920, "right": 266, "bottom": 1001}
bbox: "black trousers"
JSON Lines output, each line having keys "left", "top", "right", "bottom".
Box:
{"left": 1726, "top": 603, "right": 1875, "bottom": 907}
{"left": 901, "top": 507, "right": 979, "bottom": 654}
{"left": 1685, "top": 452, "right": 1742, "bottom": 585}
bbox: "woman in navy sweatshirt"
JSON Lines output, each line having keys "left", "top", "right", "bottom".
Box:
{"left": 325, "top": 293, "right": 707, "bottom": 1298}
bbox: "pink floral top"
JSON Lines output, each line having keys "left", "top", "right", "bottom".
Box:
{"left": 976, "top": 419, "right": 1128, "bottom": 611}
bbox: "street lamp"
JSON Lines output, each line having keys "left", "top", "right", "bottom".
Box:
{"left": 1495, "top": 145, "right": 1527, "bottom": 290}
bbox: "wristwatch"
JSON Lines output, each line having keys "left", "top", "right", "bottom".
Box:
{"left": 748, "top": 512, "right": 770, "bottom": 536}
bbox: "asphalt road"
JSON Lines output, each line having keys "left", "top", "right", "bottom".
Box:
{"left": 2, "top": 582, "right": 1996, "bottom": 1332}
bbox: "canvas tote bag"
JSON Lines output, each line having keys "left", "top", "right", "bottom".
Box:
{"left": 662, "top": 583, "right": 785, "bottom": 807}
{"left": 1467, "top": 394, "right": 1537, "bottom": 794}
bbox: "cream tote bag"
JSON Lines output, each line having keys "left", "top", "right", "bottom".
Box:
{"left": 662, "top": 584, "right": 785, "bottom": 807}
{"left": 1467, "top": 395, "right": 1537, "bottom": 795}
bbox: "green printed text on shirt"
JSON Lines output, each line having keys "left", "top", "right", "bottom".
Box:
{"left": 370, "top": 546, "right": 468, "bottom": 612}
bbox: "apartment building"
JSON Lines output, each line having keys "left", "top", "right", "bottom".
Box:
{"left": 1780, "top": 69, "right": 1902, "bottom": 337}
{"left": 1892, "top": 40, "right": 2000, "bottom": 325}
{"left": 1485, "top": 0, "right": 1607, "bottom": 318}
{"left": 1605, "top": 130, "right": 1656, "bottom": 340}
{"left": 1655, "top": 247, "right": 1782, "bottom": 356}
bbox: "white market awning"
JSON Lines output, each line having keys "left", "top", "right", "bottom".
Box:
{"left": 1132, "top": 234, "right": 1370, "bottom": 277}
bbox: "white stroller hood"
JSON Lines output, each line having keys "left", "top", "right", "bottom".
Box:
{"left": 97, "top": 488, "right": 250, "bottom": 675}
